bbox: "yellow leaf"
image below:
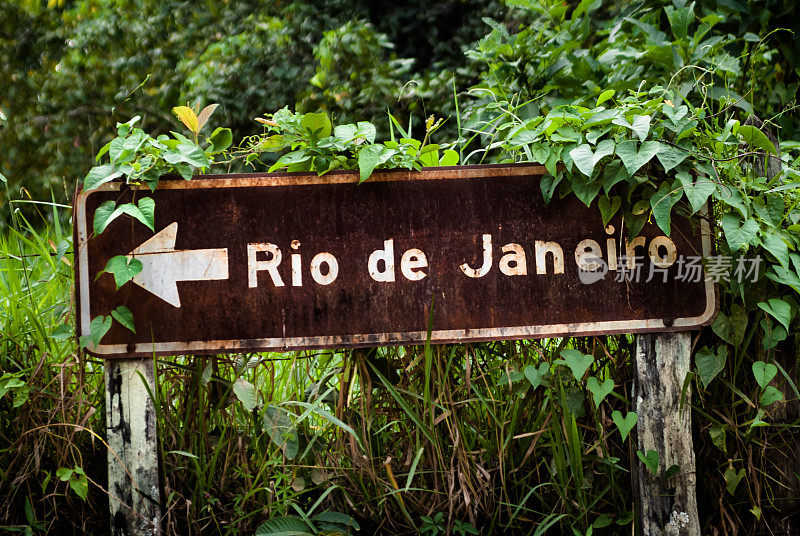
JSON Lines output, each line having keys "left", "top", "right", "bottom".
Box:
{"left": 172, "top": 106, "right": 199, "bottom": 134}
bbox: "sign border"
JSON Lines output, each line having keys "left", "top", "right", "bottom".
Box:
{"left": 74, "top": 163, "right": 717, "bottom": 357}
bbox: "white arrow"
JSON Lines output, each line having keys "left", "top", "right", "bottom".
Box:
{"left": 127, "top": 222, "right": 228, "bottom": 308}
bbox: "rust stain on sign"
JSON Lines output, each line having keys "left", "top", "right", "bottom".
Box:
{"left": 74, "top": 164, "right": 716, "bottom": 358}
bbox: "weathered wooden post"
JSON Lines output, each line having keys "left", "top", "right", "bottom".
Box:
{"left": 634, "top": 332, "right": 700, "bottom": 536}
{"left": 105, "top": 358, "right": 161, "bottom": 535}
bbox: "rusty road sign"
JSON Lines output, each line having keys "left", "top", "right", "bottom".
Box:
{"left": 74, "top": 164, "right": 716, "bottom": 358}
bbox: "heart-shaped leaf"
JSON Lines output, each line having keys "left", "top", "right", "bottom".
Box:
{"left": 587, "top": 376, "right": 614, "bottom": 407}
{"left": 102, "top": 255, "right": 142, "bottom": 289}
{"left": 760, "top": 318, "right": 788, "bottom": 350}
{"left": 729, "top": 304, "right": 748, "bottom": 345}
{"left": 524, "top": 362, "right": 549, "bottom": 390}
{"left": 757, "top": 298, "right": 793, "bottom": 331}
{"left": 111, "top": 305, "right": 136, "bottom": 334}
{"left": 695, "top": 346, "right": 727, "bottom": 388}
{"left": 636, "top": 449, "right": 660, "bottom": 475}
{"left": 560, "top": 349, "right": 594, "bottom": 380}
{"left": 84, "top": 314, "right": 112, "bottom": 349}
{"left": 720, "top": 214, "right": 759, "bottom": 253}
{"left": 612, "top": 410, "right": 638, "bottom": 442}
{"left": 724, "top": 466, "right": 745, "bottom": 496}
{"left": 83, "top": 163, "right": 122, "bottom": 192}
{"left": 614, "top": 115, "right": 651, "bottom": 142}
{"left": 655, "top": 142, "right": 689, "bottom": 172}
{"left": 760, "top": 385, "right": 784, "bottom": 406}
{"left": 650, "top": 181, "right": 682, "bottom": 234}
{"left": 752, "top": 361, "right": 778, "bottom": 389}
{"left": 233, "top": 378, "right": 258, "bottom": 411}
{"left": 760, "top": 233, "right": 790, "bottom": 269}
{"left": 616, "top": 140, "right": 660, "bottom": 175}
{"left": 677, "top": 171, "right": 716, "bottom": 214}
{"left": 598, "top": 195, "right": 622, "bottom": 226}
{"left": 569, "top": 139, "right": 615, "bottom": 177}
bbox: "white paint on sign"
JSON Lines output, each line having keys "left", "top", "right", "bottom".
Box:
{"left": 127, "top": 222, "right": 228, "bottom": 308}
{"left": 401, "top": 248, "right": 428, "bottom": 281}
{"left": 460, "top": 234, "right": 493, "bottom": 278}
{"left": 369, "top": 240, "right": 396, "bottom": 282}
{"left": 310, "top": 253, "right": 339, "bottom": 285}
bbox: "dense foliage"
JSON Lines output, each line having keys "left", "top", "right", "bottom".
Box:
{"left": 2, "top": 0, "right": 800, "bottom": 535}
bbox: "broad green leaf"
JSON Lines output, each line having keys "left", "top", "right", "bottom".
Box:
{"left": 540, "top": 173, "right": 562, "bottom": 204}
{"left": 636, "top": 449, "right": 659, "bottom": 475}
{"left": 569, "top": 139, "right": 615, "bottom": 177}
{"left": 729, "top": 304, "right": 748, "bottom": 345}
{"left": 602, "top": 161, "right": 628, "bottom": 194}
{"left": 598, "top": 195, "right": 621, "bottom": 226}
{"left": 596, "top": 90, "right": 615, "bottom": 107}
{"left": 88, "top": 315, "right": 112, "bottom": 348}
{"left": 111, "top": 306, "right": 135, "bottom": 334}
{"left": 655, "top": 142, "right": 689, "bottom": 172}
{"left": 358, "top": 144, "right": 389, "bottom": 182}
{"left": 611, "top": 411, "right": 637, "bottom": 442}
{"left": 738, "top": 124, "right": 777, "bottom": 155}
{"left": 301, "top": 112, "right": 332, "bottom": 138}
{"left": 665, "top": 5, "right": 691, "bottom": 40}
{"left": 207, "top": 127, "right": 232, "bottom": 154}
{"left": 419, "top": 148, "right": 439, "bottom": 167}
{"left": 725, "top": 466, "right": 745, "bottom": 496}
{"left": 586, "top": 376, "right": 614, "bottom": 407}
{"left": 616, "top": 140, "right": 660, "bottom": 175}
{"left": 524, "top": 362, "right": 549, "bottom": 390}
{"left": 84, "top": 164, "right": 121, "bottom": 192}
{"left": 631, "top": 115, "right": 651, "bottom": 142}
{"left": 753, "top": 194, "right": 785, "bottom": 227}
{"left": 137, "top": 197, "right": 155, "bottom": 231}
{"left": 709, "top": 425, "right": 727, "bottom": 453}
{"left": 650, "top": 182, "right": 681, "bottom": 235}
{"left": 262, "top": 405, "right": 298, "bottom": 459}
{"left": 102, "top": 255, "right": 142, "bottom": 289}
{"left": 440, "top": 149, "right": 459, "bottom": 166}
{"left": 173, "top": 106, "right": 199, "bottom": 134}
{"left": 760, "top": 233, "right": 790, "bottom": 269}
{"left": 233, "top": 378, "right": 257, "bottom": 411}
{"left": 760, "top": 318, "right": 788, "bottom": 350}
{"left": 56, "top": 468, "right": 72, "bottom": 481}
{"left": 270, "top": 150, "right": 310, "bottom": 171}
{"left": 757, "top": 298, "right": 793, "bottom": 331}
{"left": 532, "top": 143, "right": 551, "bottom": 163}
{"left": 255, "top": 515, "right": 313, "bottom": 536}
{"left": 695, "top": 346, "right": 726, "bottom": 388}
{"left": 760, "top": 385, "right": 784, "bottom": 406}
{"left": 677, "top": 171, "right": 715, "bottom": 214}
{"left": 333, "top": 123, "right": 357, "bottom": 142}
{"left": 572, "top": 176, "right": 603, "bottom": 207}
{"left": 68, "top": 468, "right": 88, "bottom": 501}
{"left": 559, "top": 349, "right": 594, "bottom": 380}
{"left": 51, "top": 324, "right": 72, "bottom": 341}
{"left": 720, "top": 214, "right": 758, "bottom": 252}
{"left": 752, "top": 361, "right": 778, "bottom": 389}
{"left": 711, "top": 312, "right": 733, "bottom": 345}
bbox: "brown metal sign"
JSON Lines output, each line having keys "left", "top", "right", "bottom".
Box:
{"left": 74, "top": 164, "right": 716, "bottom": 358}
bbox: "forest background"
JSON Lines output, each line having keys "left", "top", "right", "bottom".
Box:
{"left": 2, "top": 0, "right": 800, "bottom": 534}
